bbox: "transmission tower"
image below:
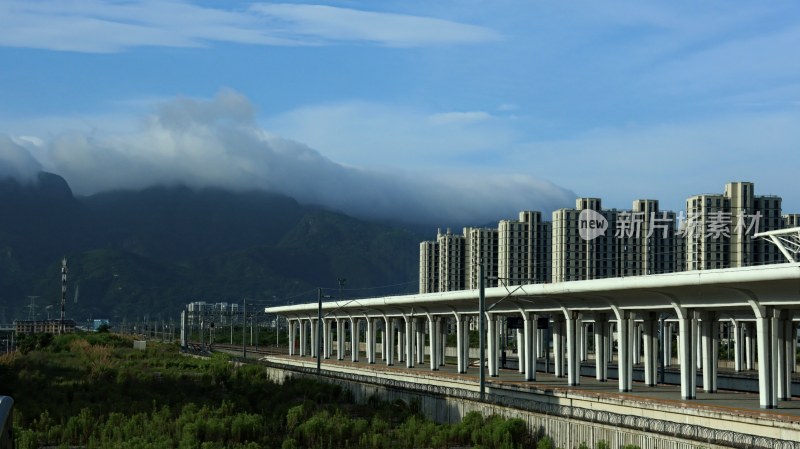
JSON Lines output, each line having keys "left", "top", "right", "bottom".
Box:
{"left": 26, "top": 296, "right": 39, "bottom": 321}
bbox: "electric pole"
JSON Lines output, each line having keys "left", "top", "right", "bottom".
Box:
{"left": 60, "top": 258, "right": 67, "bottom": 334}
{"left": 242, "top": 298, "right": 247, "bottom": 359}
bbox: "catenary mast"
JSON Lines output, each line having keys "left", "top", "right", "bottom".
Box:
{"left": 60, "top": 257, "right": 67, "bottom": 334}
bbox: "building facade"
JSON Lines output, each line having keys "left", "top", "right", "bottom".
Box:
{"left": 685, "top": 182, "right": 783, "bottom": 270}
{"left": 552, "top": 198, "right": 619, "bottom": 282}
{"left": 15, "top": 319, "right": 76, "bottom": 335}
{"left": 783, "top": 213, "right": 800, "bottom": 228}
{"left": 616, "top": 200, "right": 680, "bottom": 276}
{"left": 418, "top": 181, "right": 797, "bottom": 290}
{"left": 464, "top": 227, "right": 499, "bottom": 289}
{"left": 419, "top": 241, "right": 439, "bottom": 293}
{"left": 437, "top": 229, "right": 466, "bottom": 292}
{"left": 498, "top": 211, "right": 552, "bottom": 285}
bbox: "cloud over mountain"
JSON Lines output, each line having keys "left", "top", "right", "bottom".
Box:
{"left": 3, "top": 90, "right": 575, "bottom": 224}
{"left": 0, "top": 135, "right": 42, "bottom": 181}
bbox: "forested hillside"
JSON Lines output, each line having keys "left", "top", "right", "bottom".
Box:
{"left": 0, "top": 173, "right": 422, "bottom": 322}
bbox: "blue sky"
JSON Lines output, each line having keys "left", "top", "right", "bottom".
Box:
{"left": 1, "top": 1, "right": 799, "bottom": 224}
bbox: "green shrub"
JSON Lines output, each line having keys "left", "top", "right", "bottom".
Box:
{"left": 537, "top": 435, "right": 554, "bottom": 449}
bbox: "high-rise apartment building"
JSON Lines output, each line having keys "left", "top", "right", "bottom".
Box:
{"left": 464, "top": 227, "right": 499, "bottom": 289}
{"left": 552, "top": 198, "right": 619, "bottom": 282}
{"left": 685, "top": 182, "right": 783, "bottom": 270}
{"left": 617, "top": 200, "right": 680, "bottom": 276}
{"left": 783, "top": 214, "right": 800, "bottom": 228}
{"left": 419, "top": 241, "right": 439, "bottom": 293}
{"left": 437, "top": 228, "right": 466, "bottom": 292}
{"left": 498, "top": 211, "right": 552, "bottom": 285}
{"left": 418, "top": 181, "right": 796, "bottom": 291}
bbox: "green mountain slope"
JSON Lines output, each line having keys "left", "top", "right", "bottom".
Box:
{"left": 0, "top": 173, "right": 422, "bottom": 322}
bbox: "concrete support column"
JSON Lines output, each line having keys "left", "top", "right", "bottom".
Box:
{"left": 350, "top": 318, "right": 359, "bottom": 362}
{"left": 566, "top": 311, "right": 580, "bottom": 386}
{"left": 493, "top": 315, "right": 503, "bottom": 376}
{"left": 416, "top": 319, "right": 425, "bottom": 364}
{"left": 536, "top": 328, "right": 543, "bottom": 358}
{"left": 455, "top": 315, "right": 464, "bottom": 373}
{"left": 733, "top": 320, "right": 743, "bottom": 372}
{"left": 397, "top": 321, "right": 405, "bottom": 363}
{"left": 778, "top": 311, "right": 793, "bottom": 401}
{"left": 385, "top": 317, "right": 395, "bottom": 366}
{"left": 375, "top": 320, "right": 381, "bottom": 362}
{"left": 755, "top": 307, "right": 778, "bottom": 408}
{"left": 436, "top": 318, "right": 444, "bottom": 367}
{"left": 310, "top": 319, "right": 318, "bottom": 358}
{"left": 462, "top": 317, "right": 471, "bottom": 372}
{"left": 288, "top": 319, "right": 296, "bottom": 356}
{"left": 335, "top": 319, "right": 344, "bottom": 360}
{"left": 324, "top": 319, "right": 332, "bottom": 359}
{"left": 745, "top": 322, "right": 755, "bottom": 371}
{"left": 367, "top": 318, "right": 376, "bottom": 364}
{"left": 793, "top": 324, "right": 798, "bottom": 374}
{"left": 553, "top": 316, "right": 564, "bottom": 378}
{"left": 701, "top": 312, "right": 718, "bottom": 393}
{"left": 634, "top": 323, "right": 642, "bottom": 365}
{"left": 299, "top": 320, "right": 307, "bottom": 357}
{"left": 594, "top": 315, "right": 608, "bottom": 382}
{"left": 616, "top": 312, "right": 633, "bottom": 392}
{"left": 664, "top": 323, "right": 673, "bottom": 367}
{"left": 580, "top": 321, "right": 589, "bottom": 362}
{"left": 678, "top": 310, "right": 697, "bottom": 399}
{"left": 405, "top": 317, "right": 414, "bottom": 368}
{"left": 516, "top": 328, "right": 525, "bottom": 374}
{"left": 428, "top": 317, "right": 438, "bottom": 371}
{"left": 696, "top": 319, "right": 703, "bottom": 370}
{"left": 642, "top": 313, "right": 658, "bottom": 387}
{"left": 488, "top": 314, "right": 498, "bottom": 377}
{"left": 379, "top": 327, "right": 385, "bottom": 361}
{"left": 608, "top": 322, "right": 615, "bottom": 364}
{"left": 524, "top": 313, "right": 539, "bottom": 380}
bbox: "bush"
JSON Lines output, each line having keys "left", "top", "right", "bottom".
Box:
{"left": 536, "top": 436, "right": 554, "bottom": 449}
{"left": 8, "top": 335, "right": 539, "bottom": 449}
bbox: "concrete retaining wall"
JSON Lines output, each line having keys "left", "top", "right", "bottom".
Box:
{"left": 263, "top": 365, "right": 734, "bottom": 449}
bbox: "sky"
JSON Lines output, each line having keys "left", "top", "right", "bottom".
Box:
{"left": 1, "top": 1, "right": 799, "bottom": 226}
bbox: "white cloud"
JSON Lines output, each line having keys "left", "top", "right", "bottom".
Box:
{"left": 497, "top": 104, "right": 518, "bottom": 112}
{"left": 0, "top": 0, "right": 498, "bottom": 53}
{"left": 248, "top": 4, "right": 500, "bottom": 47}
{"left": 264, "top": 102, "right": 520, "bottom": 169}
{"left": 429, "top": 111, "right": 492, "bottom": 126}
{"left": 2, "top": 90, "right": 574, "bottom": 225}
{"left": 0, "top": 135, "right": 42, "bottom": 181}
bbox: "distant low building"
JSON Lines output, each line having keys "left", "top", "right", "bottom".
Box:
{"left": 91, "top": 319, "right": 110, "bottom": 331}
{"left": 15, "top": 319, "right": 76, "bottom": 335}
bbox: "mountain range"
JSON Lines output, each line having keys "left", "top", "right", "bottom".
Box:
{"left": 0, "top": 172, "right": 423, "bottom": 323}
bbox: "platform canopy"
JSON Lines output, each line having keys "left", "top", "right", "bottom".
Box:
{"left": 266, "top": 262, "right": 800, "bottom": 321}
